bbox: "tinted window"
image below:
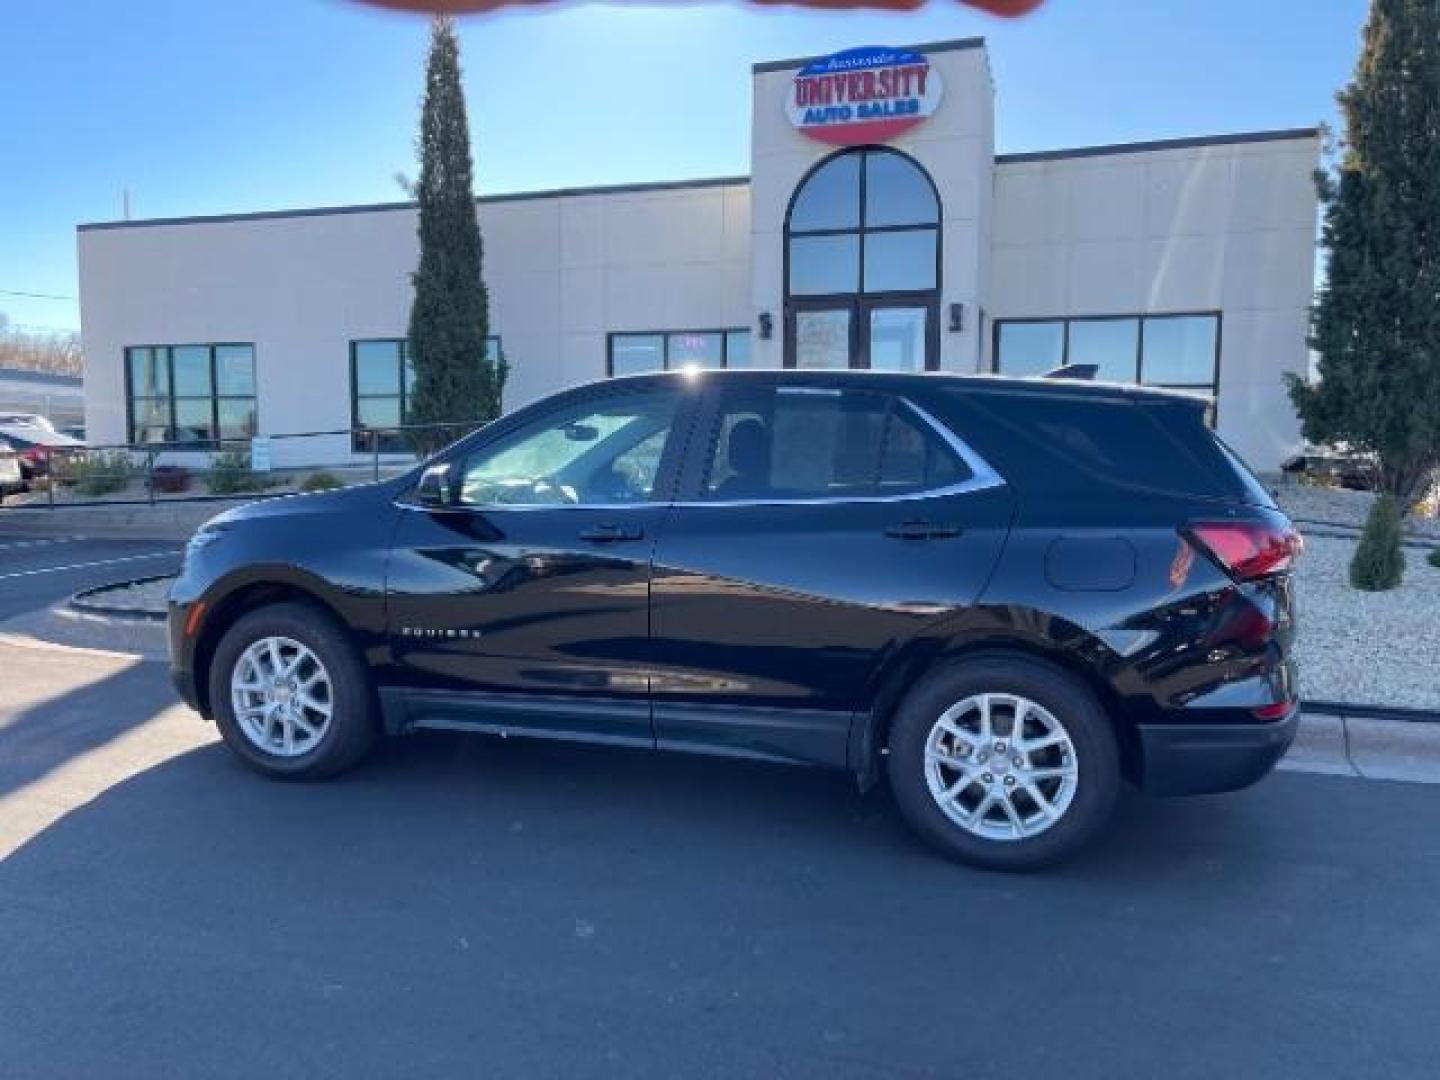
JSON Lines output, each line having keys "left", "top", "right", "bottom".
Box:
{"left": 668, "top": 332, "right": 722, "bottom": 370}
{"left": 1067, "top": 319, "right": 1139, "bottom": 383}
{"left": 878, "top": 407, "right": 970, "bottom": 494}
{"left": 1143, "top": 315, "right": 1218, "bottom": 386}
{"left": 864, "top": 151, "right": 938, "bottom": 228}
{"left": 789, "top": 235, "right": 860, "bottom": 295}
{"left": 952, "top": 391, "right": 1229, "bottom": 498}
{"left": 995, "top": 322, "right": 1064, "bottom": 376}
{"left": 863, "top": 230, "right": 937, "bottom": 292}
{"left": 609, "top": 335, "right": 664, "bottom": 376}
{"left": 703, "top": 389, "right": 966, "bottom": 501}
{"left": 789, "top": 153, "right": 861, "bottom": 232}
{"left": 458, "top": 390, "right": 677, "bottom": 506}
{"left": 725, "top": 330, "right": 751, "bottom": 368}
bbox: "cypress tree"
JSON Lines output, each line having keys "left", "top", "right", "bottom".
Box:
{"left": 1350, "top": 495, "right": 1406, "bottom": 590}
{"left": 405, "top": 16, "right": 506, "bottom": 455}
{"left": 1287, "top": 0, "right": 1440, "bottom": 508}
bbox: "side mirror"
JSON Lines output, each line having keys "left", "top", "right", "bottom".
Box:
{"left": 415, "top": 463, "right": 455, "bottom": 509}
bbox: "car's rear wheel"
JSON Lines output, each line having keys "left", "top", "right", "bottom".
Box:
{"left": 887, "top": 655, "right": 1120, "bottom": 871}
{"left": 208, "top": 602, "right": 377, "bottom": 780}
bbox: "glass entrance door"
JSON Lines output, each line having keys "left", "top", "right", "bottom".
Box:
{"left": 864, "top": 301, "right": 933, "bottom": 372}
{"left": 786, "top": 299, "right": 935, "bottom": 371}
{"left": 790, "top": 302, "right": 854, "bottom": 369}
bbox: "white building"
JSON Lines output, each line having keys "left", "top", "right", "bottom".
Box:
{"left": 78, "top": 38, "right": 1319, "bottom": 470}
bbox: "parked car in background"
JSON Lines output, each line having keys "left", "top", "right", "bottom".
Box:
{"left": 0, "top": 424, "right": 85, "bottom": 483}
{"left": 0, "top": 413, "right": 59, "bottom": 432}
{"left": 0, "top": 442, "right": 23, "bottom": 498}
{"left": 169, "top": 369, "right": 1301, "bottom": 870}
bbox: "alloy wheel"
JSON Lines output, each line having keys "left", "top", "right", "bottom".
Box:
{"left": 923, "top": 693, "right": 1079, "bottom": 841}
{"left": 230, "top": 636, "right": 333, "bottom": 758}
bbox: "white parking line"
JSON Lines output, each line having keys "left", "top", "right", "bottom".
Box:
{"left": 0, "top": 536, "right": 89, "bottom": 554}
{"left": 0, "top": 551, "right": 181, "bottom": 581}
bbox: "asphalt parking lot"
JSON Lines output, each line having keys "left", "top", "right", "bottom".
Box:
{"left": 2, "top": 526, "right": 1440, "bottom": 1079}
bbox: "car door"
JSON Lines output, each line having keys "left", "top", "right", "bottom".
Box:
{"left": 383, "top": 381, "right": 696, "bottom": 747}
{"left": 648, "top": 381, "right": 1014, "bottom": 767}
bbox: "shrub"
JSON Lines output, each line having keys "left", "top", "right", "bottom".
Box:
{"left": 1428, "top": 547, "right": 1440, "bottom": 570}
{"left": 70, "top": 452, "right": 131, "bottom": 497}
{"left": 1349, "top": 495, "right": 1405, "bottom": 591}
{"left": 150, "top": 464, "right": 192, "bottom": 494}
{"left": 204, "top": 451, "right": 282, "bottom": 497}
{"left": 300, "top": 471, "right": 343, "bottom": 493}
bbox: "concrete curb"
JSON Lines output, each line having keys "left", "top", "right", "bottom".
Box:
{"left": 1280, "top": 711, "right": 1440, "bottom": 785}
{"left": 69, "top": 575, "right": 172, "bottom": 623}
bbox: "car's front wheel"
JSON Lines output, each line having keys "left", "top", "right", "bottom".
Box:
{"left": 208, "top": 602, "right": 378, "bottom": 780}
{"left": 887, "top": 656, "right": 1120, "bottom": 871}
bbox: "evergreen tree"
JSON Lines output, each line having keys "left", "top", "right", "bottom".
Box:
{"left": 1287, "top": 0, "right": 1440, "bottom": 507}
{"left": 405, "top": 16, "right": 505, "bottom": 455}
{"left": 1350, "top": 495, "right": 1406, "bottom": 590}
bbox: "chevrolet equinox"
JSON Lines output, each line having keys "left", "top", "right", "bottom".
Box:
{"left": 169, "top": 370, "right": 1301, "bottom": 870}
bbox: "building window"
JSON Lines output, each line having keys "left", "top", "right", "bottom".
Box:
{"left": 994, "top": 313, "right": 1220, "bottom": 396}
{"left": 125, "top": 344, "right": 256, "bottom": 445}
{"left": 786, "top": 148, "right": 940, "bottom": 298}
{"left": 351, "top": 336, "right": 501, "bottom": 452}
{"left": 607, "top": 330, "right": 750, "bottom": 377}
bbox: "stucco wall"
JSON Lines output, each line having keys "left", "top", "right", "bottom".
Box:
{"left": 748, "top": 41, "right": 994, "bottom": 372}
{"left": 79, "top": 181, "right": 750, "bottom": 461}
{"left": 988, "top": 133, "right": 1320, "bottom": 469}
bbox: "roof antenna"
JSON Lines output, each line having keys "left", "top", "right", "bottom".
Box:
{"left": 1042, "top": 363, "right": 1098, "bottom": 381}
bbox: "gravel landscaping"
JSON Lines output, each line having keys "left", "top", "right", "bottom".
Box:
{"left": 1276, "top": 481, "right": 1440, "bottom": 539}
{"left": 1292, "top": 532, "right": 1440, "bottom": 710}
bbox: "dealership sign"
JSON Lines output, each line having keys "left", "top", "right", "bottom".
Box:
{"left": 787, "top": 46, "right": 943, "bottom": 146}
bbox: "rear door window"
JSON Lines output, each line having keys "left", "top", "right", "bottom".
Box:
{"left": 701, "top": 387, "right": 968, "bottom": 501}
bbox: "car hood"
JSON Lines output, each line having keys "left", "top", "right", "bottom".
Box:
{"left": 200, "top": 475, "right": 413, "bottom": 531}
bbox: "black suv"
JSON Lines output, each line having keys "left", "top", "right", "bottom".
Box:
{"left": 169, "top": 370, "right": 1301, "bottom": 869}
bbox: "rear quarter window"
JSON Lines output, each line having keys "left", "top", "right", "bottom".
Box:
{"left": 937, "top": 390, "right": 1234, "bottom": 500}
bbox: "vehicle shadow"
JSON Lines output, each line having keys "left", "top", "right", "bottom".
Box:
{"left": 0, "top": 654, "right": 175, "bottom": 803}
{"left": 3, "top": 718, "right": 1435, "bottom": 1078}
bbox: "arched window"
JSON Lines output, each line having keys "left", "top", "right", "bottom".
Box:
{"left": 784, "top": 148, "right": 942, "bottom": 371}
{"left": 786, "top": 148, "right": 940, "bottom": 298}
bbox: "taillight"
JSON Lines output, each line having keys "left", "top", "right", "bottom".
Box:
{"left": 1187, "top": 521, "right": 1302, "bottom": 581}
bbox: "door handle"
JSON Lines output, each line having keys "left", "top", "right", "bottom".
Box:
{"left": 884, "top": 520, "right": 962, "bottom": 541}
{"left": 579, "top": 524, "right": 645, "bottom": 543}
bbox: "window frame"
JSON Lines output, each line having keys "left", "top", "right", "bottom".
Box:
{"left": 783, "top": 147, "right": 943, "bottom": 302}
{"left": 605, "top": 329, "right": 750, "bottom": 378}
{"left": 123, "top": 342, "right": 257, "bottom": 446}
{"left": 674, "top": 384, "right": 1003, "bottom": 508}
{"left": 991, "top": 311, "right": 1223, "bottom": 401}
{"left": 405, "top": 380, "right": 700, "bottom": 512}
{"left": 350, "top": 335, "right": 502, "bottom": 453}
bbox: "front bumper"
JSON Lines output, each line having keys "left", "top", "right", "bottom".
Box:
{"left": 167, "top": 599, "right": 204, "bottom": 714}
{"left": 1138, "top": 707, "right": 1299, "bottom": 796}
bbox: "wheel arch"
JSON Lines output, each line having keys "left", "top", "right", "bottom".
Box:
{"left": 191, "top": 572, "right": 356, "bottom": 718}
{"left": 852, "top": 626, "right": 1141, "bottom": 789}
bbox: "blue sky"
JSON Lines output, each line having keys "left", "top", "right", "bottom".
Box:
{"left": 1, "top": 0, "right": 1367, "bottom": 333}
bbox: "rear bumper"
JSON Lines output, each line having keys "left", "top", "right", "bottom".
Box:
{"left": 1137, "top": 707, "right": 1299, "bottom": 796}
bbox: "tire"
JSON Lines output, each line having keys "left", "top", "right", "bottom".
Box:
{"left": 886, "top": 655, "right": 1120, "bottom": 871}
{"left": 208, "top": 601, "right": 378, "bottom": 780}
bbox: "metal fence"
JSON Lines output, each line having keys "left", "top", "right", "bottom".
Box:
{"left": 0, "top": 421, "right": 484, "bottom": 510}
